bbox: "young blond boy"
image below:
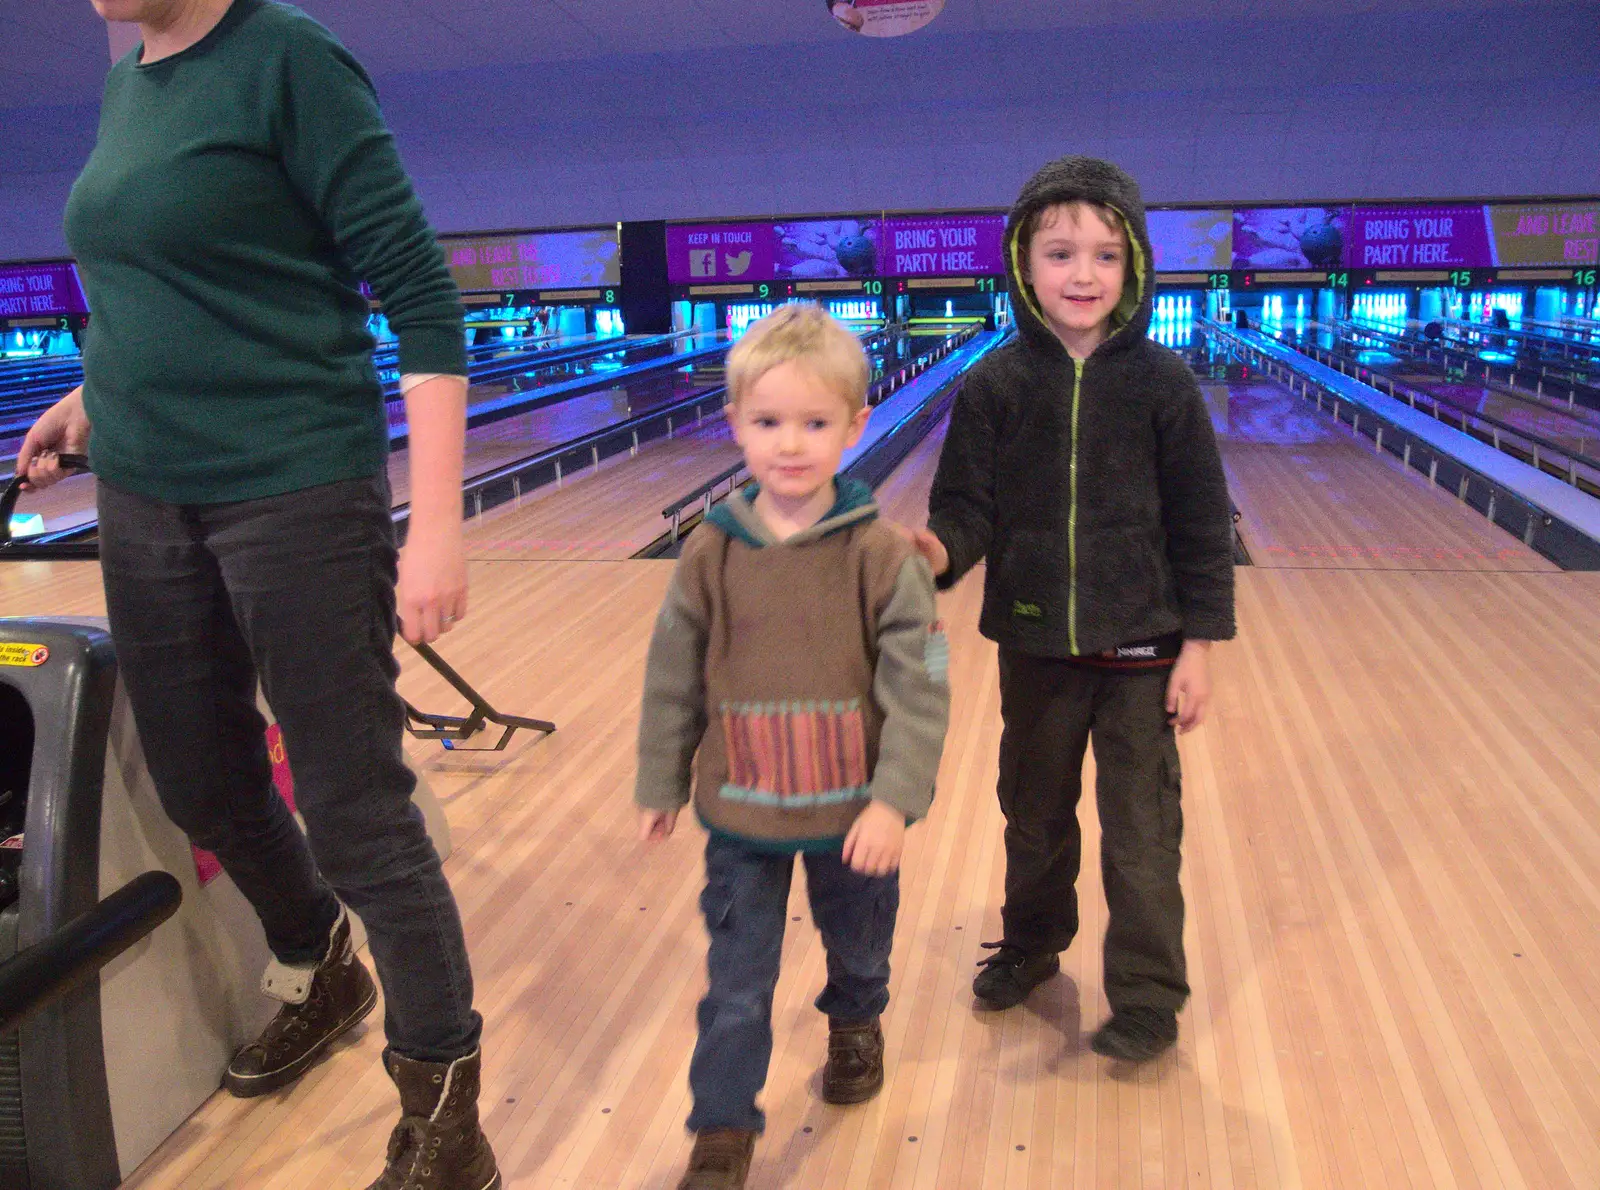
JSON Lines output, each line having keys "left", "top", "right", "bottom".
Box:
{"left": 636, "top": 304, "right": 949, "bottom": 1190}
{"left": 913, "top": 156, "right": 1235, "bottom": 1061}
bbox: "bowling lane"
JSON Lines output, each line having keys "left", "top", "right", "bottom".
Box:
{"left": 0, "top": 332, "right": 697, "bottom": 466}
{"left": 387, "top": 352, "right": 728, "bottom": 506}
{"left": 761, "top": 357, "right": 1546, "bottom": 575}
{"left": 1212, "top": 375, "right": 1559, "bottom": 572}
{"left": 6, "top": 330, "right": 936, "bottom": 542}
{"left": 407, "top": 331, "right": 721, "bottom": 423}
{"left": 455, "top": 330, "right": 949, "bottom": 558}
{"left": 462, "top": 418, "right": 742, "bottom": 560}
{"left": 4, "top": 336, "right": 729, "bottom": 535}
{"left": 392, "top": 328, "right": 923, "bottom": 505}
{"left": 1298, "top": 322, "right": 1600, "bottom": 452}
{"left": 1386, "top": 368, "right": 1600, "bottom": 451}
{"left": 871, "top": 411, "right": 948, "bottom": 528}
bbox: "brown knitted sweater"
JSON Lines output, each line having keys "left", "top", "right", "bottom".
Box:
{"left": 635, "top": 480, "right": 950, "bottom": 852}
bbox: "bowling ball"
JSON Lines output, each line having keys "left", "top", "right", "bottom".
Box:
{"left": 1423, "top": 321, "right": 1444, "bottom": 341}
{"left": 1298, "top": 222, "right": 1344, "bottom": 269}
{"left": 835, "top": 235, "right": 876, "bottom": 276}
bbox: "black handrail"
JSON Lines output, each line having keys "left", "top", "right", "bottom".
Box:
{"left": 0, "top": 870, "right": 182, "bottom": 1034}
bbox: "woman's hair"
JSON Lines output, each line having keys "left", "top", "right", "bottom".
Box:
{"left": 726, "top": 303, "right": 870, "bottom": 413}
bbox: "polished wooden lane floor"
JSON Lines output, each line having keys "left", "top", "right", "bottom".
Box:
{"left": 462, "top": 419, "right": 740, "bottom": 561}
{"left": 0, "top": 415, "right": 1594, "bottom": 1188}
{"left": 1211, "top": 379, "right": 1556, "bottom": 573}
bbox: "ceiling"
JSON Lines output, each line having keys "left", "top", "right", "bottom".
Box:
{"left": 0, "top": 0, "right": 1557, "bottom": 111}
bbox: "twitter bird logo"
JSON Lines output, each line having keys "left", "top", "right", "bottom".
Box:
{"left": 725, "top": 251, "right": 753, "bottom": 277}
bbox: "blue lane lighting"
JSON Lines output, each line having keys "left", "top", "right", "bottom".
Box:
{"left": 1356, "top": 349, "right": 1400, "bottom": 367}
{"left": 1477, "top": 350, "right": 1517, "bottom": 365}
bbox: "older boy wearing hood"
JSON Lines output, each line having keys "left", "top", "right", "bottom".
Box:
{"left": 913, "top": 156, "right": 1235, "bottom": 1061}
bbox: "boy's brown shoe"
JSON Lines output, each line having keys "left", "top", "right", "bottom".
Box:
{"left": 224, "top": 907, "right": 377, "bottom": 1097}
{"left": 676, "top": 1129, "right": 756, "bottom": 1190}
{"left": 821, "top": 1017, "right": 884, "bottom": 1105}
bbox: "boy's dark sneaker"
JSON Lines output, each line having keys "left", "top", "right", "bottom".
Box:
{"left": 822, "top": 1017, "right": 884, "bottom": 1105}
{"left": 224, "top": 907, "right": 377, "bottom": 1097}
{"left": 972, "top": 941, "right": 1060, "bottom": 1010}
{"left": 1090, "top": 1007, "right": 1179, "bottom": 1062}
{"left": 676, "top": 1129, "right": 756, "bottom": 1190}
{"left": 366, "top": 1048, "right": 501, "bottom": 1190}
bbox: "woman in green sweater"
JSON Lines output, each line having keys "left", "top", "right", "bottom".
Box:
{"left": 18, "top": 1, "right": 500, "bottom": 1186}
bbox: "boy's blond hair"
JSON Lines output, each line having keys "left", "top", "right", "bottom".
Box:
{"left": 726, "top": 303, "right": 870, "bottom": 414}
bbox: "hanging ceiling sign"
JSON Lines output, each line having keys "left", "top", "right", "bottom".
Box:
{"left": 827, "top": 0, "right": 945, "bottom": 37}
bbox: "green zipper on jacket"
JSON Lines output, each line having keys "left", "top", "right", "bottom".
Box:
{"left": 1068, "top": 356, "right": 1083, "bottom": 655}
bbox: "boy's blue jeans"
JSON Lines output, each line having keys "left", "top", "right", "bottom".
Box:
{"left": 687, "top": 833, "right": 899, "bottom": 1134}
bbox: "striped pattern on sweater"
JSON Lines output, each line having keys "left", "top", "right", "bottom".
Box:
{"left": 719, "top": 699, "right": 870, "bottom": 807}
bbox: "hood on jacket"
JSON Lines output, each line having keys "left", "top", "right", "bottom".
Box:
{"left": 706, "top": 475, "right": 878, "bottom": 548}
{"left": 1004, "top": 155, "right": 1154, "bottom": 356}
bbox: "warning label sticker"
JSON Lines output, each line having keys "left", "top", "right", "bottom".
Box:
{"left": 0, "top": 643, "right": 49, "bottom": 667}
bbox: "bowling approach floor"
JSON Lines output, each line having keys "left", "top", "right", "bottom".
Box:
{"left": 0, "top": 374, "right": 1597, "bottom": 1188}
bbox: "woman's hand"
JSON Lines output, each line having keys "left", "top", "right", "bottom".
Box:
{"left": 397, "top": 519, "right": 467, "bottom": 645}
{"left": 17, "top": 386, "right": 90, "bottom": 491}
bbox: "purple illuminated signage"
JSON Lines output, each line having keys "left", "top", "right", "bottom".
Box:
{"left": 1232, "top": 207, "right": 1351, "bottom": 270}
{"left": 882, "top": 214, "right": 1004, "bottom": 276}
{"left": 1489, "top": 203, "right": 1600, "bottom": 266}
{"left": 1147, "top": 209, "right": 1232, "bottom": 271}
{"left": 1346, "top": 206, "right": 1493, "bottom": 269}
{"left": 668, "top": 219, "right": 881, "bottom": 284}
{"left": 668, "top": 222, "right": 777, "bottom": 284}
{"left": 440, "top": 228, "right": 620, "bottom": 292}
{"left": 0, "top": 262, "right": 89, "bottom": 318}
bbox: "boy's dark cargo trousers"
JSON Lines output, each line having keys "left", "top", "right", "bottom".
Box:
{"left": 994, "top": 647, "right": 1190, "bottom": 1014}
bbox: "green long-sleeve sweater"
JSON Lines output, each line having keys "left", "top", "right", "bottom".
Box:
{"left": 63, "top": 0, "right": 465, "bottom": 504}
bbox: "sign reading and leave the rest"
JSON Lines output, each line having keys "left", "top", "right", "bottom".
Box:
{"left": 439, "top": 229, "right": 621, "bottom": 292}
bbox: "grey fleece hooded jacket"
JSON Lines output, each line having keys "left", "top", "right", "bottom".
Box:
{"left": 926, "top": 155, "right": 1236, "bottom": 657}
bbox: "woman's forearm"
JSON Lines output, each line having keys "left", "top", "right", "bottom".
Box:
{"left": 401, "top": 373, "right": 467, "bottom": 531}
